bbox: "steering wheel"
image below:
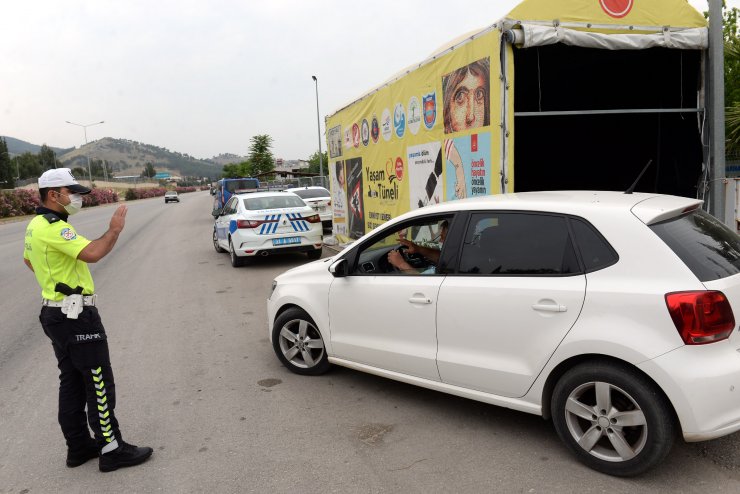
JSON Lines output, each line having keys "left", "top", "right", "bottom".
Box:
{"left": 394, "top": 245, "right": 427, "bottom": 269}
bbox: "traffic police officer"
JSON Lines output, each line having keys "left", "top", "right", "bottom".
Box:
{"left": 23, "top": 168, "right": 153, "bottom": 472}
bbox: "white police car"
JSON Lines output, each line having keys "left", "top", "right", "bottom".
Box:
{"left": 213, "top": 191, "right": 323, "bottom": 267}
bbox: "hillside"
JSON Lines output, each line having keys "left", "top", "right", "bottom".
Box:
{"left": 2, "top": 136, "right": 73, "bottom": 157}
{"left": 58, "top": 137, "right": 225, "bottom": 179}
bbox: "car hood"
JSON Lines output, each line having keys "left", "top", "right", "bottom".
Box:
{"left": 277, "top": 255, "right": 335, "bottom": 281}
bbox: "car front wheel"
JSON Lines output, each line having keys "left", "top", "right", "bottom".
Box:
{"left": 213, "top": 229, "right": 225, "bottom": 253}
{"left": 551, "top": 362, "right": 676, "bottom": 477}
{"left": 272, "top": 308, "right": 330, "bottom": 376}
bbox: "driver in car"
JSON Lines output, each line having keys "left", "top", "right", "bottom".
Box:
{"left": 387, "top": 220, "right": 448, "bottom": 274}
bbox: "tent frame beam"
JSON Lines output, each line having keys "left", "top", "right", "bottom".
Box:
{"left": 515, "top": 108, "right": 704, "bottom": 117}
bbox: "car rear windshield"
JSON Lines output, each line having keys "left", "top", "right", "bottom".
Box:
{"left": 291, "top": 188, "right": 330, "bottom": 199}
{"left": 650, "top": 209, "right": 740, "bottom": 282}
{"left": 243, "top": 195, "right": 305, "bottom": 210}
{"left": 225, "top": 179, "right": 258, "bottom": 192}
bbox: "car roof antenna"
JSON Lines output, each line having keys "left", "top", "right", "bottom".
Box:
{"left": 624, "top": 159, "right": 654, "bottom": 195}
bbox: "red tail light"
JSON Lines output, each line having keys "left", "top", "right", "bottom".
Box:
{"left": 236, "top": 218, "right": 277, "bottom": 228}
{"left": 305, "top": 214, "right": 321, "bottom": 223}
{"left": 665, "top": 291, "right": 735, "bottom": 345}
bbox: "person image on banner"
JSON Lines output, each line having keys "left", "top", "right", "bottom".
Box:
{"left": 442, "top": 58, "right": 490, "bottom": 134}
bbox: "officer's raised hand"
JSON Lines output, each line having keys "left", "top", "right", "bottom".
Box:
{"left": 78, "top": 205, "right": 127, "bottom": 263}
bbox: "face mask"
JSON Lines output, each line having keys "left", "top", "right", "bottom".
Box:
{"left": 56, "top": 192, "right": 83, "bottom": 215}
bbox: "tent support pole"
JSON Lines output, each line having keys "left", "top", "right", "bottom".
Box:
{"left": 709, "top": 0, "right": 726, "bottom": 222}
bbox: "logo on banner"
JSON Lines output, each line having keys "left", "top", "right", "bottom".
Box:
{"left": 381, "top": 108, "right": 392, "bottom": 141}
{"left": 371, "top": 115, "right": 380, "bottom": 143}
{"left": 393, "top": 103, "right": 406, "bottom": 138}
{"left": 422, "top": 92, "right": 437, "bottom": 129}
{"left": 599, "top": 0, "right": 633, "bottom": 18}
{"left": 407, "top": 96, "right": 421, "bottom": 135}
{"left": 352, "top": 123, "right": 361, "bottom": 148}
{"left": 361, "top": 119, "right": 370, "bottom": 146}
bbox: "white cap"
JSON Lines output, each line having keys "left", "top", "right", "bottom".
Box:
{"left": 38, "top": 168, "right": 91, "bottom": 194}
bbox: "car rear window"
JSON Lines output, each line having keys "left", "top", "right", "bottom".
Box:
{"left": 226, "top": 179, "right": 259, "bottom": 192}
{"left": 569, "top": 218, "right": 618, "bottom": 272}
{"left": 243, "top": 195, "right": 305, "bottom": 210}
{"left": 650, "top": 209, "right": 740, "bottom": 282}
{"left": 291, "top": 188, "right": 330, "bottom": 199}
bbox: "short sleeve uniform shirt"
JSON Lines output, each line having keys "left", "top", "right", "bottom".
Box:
{"left": 24, "top": 214, "right": 94, "bottom": 300}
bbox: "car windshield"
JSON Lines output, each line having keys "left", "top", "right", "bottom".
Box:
{"left": 243, "top": 195, "right": 305, "bottom": 210}
{"left": 650, "top": 209, "right": 740, "bottom": 282}
{"left": 291, "top": 188, "right": 330, "bottom": 199}
{"left": 166, "top": 191, "right": 176, "bottom": 195}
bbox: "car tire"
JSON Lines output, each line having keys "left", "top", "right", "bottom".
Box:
{"left": 213, "top": 229, "right": 225, "bottom": 253}
{"left": 229, "top": 238, "right": 245, "bottom": 267}
{"left": 272, "top": 307, "right": 330, "bottom": 376}
{"left": 551, "top": 361, "right": 676, "bottom": 477}
{"left": 306, "top": 248, "right": 322, "bottom": 260}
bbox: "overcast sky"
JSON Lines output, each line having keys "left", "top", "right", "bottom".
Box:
{"left": 0, "top": 0, "right": 735, "bottom": 160}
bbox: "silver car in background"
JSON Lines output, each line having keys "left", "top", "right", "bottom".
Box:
{"left": 285, "top": 186, "right": 332, "bottom": 229}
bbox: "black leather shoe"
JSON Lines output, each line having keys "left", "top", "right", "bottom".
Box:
{"left": 99, "top": 441, "right": 153, "bottom": 472}
{"left": 66, "top": 444, "right": 99, "bottom": 468}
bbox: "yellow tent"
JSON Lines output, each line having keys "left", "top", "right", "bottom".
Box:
{"left": 325, "top": 0, "right": 713, "bottom": 243}
{"left": 506, "top": 0, "right": 706, "bottom": 30}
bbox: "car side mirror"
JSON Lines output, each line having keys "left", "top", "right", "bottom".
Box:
{"left": 329, "top": 258, "right": 348, "bottom": 277}
{"left": 212, "top": 208, "right": 222, "bottom": 218}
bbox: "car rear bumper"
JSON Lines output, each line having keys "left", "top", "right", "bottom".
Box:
{"left": 231, "top": 231, "right": 323, "bottom": 257}
{"left": 254, "top": 244, "right": 322, "bottom": 256}
{"left": 638, "top": 339, "right": 740, "bottom": 442}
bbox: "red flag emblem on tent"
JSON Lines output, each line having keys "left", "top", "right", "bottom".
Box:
{"left": 599, "top": 0, "right": 633, "bottom": 18}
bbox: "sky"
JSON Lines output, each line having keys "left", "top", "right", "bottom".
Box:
{"left": 1, "top": 0, "right": 736, "bottom": 161}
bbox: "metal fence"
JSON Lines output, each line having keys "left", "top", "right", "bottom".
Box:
{"left": 261, "top": 176, "right": 329, "bottom": 190}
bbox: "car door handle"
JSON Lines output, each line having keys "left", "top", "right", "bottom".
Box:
{"left": 532, "top": 303, "right": 567, "bottom": 312}
{"left": 408, "top": 296, "right": 432, "bottom": 305}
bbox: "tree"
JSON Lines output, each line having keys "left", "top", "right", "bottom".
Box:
{"left": 141, "top": 162, "right": 156, "bottom": 178}
{"left": 16, "top": 152, "right": 42, "bottom": 180}
{"left": 39, "top": 144, "right": 58, "bottom": 171}
{"left": 720, "top": 5, "right": 739, "bottom": 106}
{"left": 307, "top": 150, "right": 328, "bottom": 175}
{"left": 0, "top": 137, "right": 13, "bottom": 188}
{"left": 247, "top": 135, "right": 275, "bottom": 176}
{"left": 221, "top": 161, "right": 253, "bottom": 178}
{"left": 724, "top": 7, "right": 740, "bottom": 154}
{"left": 706, "top": 3, "right": 740, "bottom": 154}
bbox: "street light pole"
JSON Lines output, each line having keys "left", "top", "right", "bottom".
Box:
{"left": 311, "top": 76, "right": 324, "bottom": 180}
{"left": 65, "top": 120, "right": 104, "bottom": 185}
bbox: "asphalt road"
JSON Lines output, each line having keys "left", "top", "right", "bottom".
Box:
{"left": 1, "top": 191, "right": 739, "bottom": 493}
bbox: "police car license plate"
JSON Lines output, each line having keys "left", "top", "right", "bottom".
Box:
{"left": 273, "top": 237, "right": 300, "bottom": 246}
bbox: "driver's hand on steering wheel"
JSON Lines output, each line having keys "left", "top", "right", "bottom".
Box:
{"left": 397, "top": 238, "right": 418, "bottom": 254}
{"left": 388, "top": 249, "right": 413, "bottom": 271}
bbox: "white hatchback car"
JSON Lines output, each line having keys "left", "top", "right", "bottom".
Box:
{"left": 267, "top": 191, "right": 740, "bottom": 476}
{"left": 285, "top": 186, "right": 332, "bottom": 228}
{"left": 213, "top": 191, "right": 323, "bottom": 267}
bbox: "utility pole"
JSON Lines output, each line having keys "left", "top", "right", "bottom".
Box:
{"left": 708, "top": 0, "right": 726, "bottom": 222}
